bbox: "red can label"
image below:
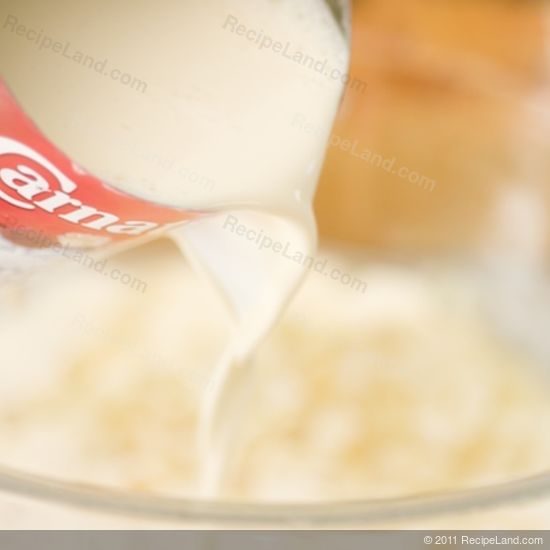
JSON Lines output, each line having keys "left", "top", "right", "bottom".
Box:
{"left": 0, "top": 79, "right": 203, "bottom": 251}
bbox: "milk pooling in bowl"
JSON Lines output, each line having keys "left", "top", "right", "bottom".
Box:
{"left": 0, "top": 0, "right": 349, "bottom": 496}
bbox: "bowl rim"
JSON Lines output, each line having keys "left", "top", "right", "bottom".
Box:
{"left": 0, "top": 465, "right": 549, "bottom": 526}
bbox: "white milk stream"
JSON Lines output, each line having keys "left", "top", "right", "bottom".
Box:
{"left": 0, "top": 0, "right": 348, "bottom": 496}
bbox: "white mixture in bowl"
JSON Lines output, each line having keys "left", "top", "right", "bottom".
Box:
{"left": 0, "top": 240, "right": 548, "bottom": 503}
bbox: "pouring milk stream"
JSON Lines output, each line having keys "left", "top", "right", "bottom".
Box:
{"left": 0, "top": 0, "right": 349, "bottom": 496}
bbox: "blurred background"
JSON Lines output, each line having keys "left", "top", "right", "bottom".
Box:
{"left": 317, "top": 0, "right": 550, "bottom": 258}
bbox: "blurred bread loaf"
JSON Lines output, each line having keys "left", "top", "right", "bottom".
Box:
{"left": 315, "top": 0, "right": 550, "bottom": 256}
